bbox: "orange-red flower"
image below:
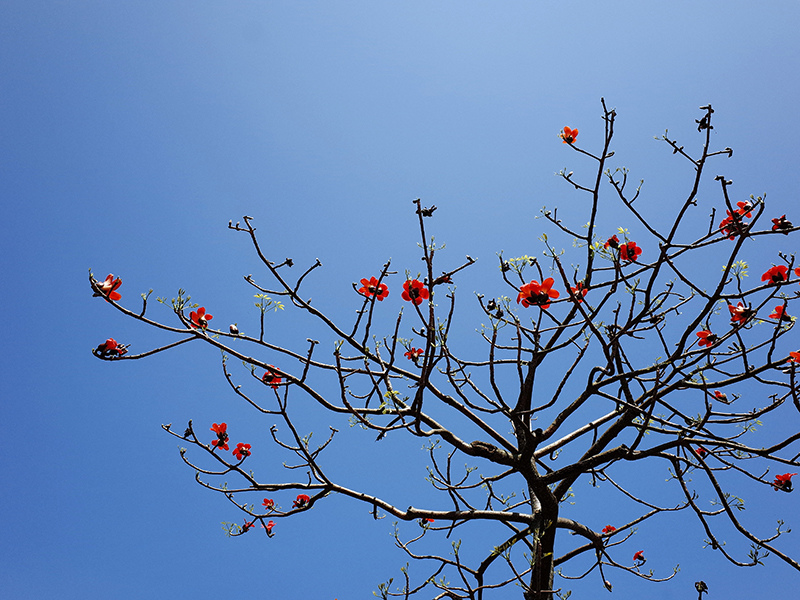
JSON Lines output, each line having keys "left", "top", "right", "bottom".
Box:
{"left": 602, "top": 525, "right": 616, "bottom": 534}
{"left": 788, "top": 351, "right": 800, "bottom": 364}
{"left": 719, "top": 209, "right": 749, "bottom": 240}
{"left": 761, "top": 265, "right": 788, "bottom": 285}
{"left": 773, "top": 472, "right": 797, "bottom": 492}
{"left": 262, "top": 498, "right": 274, "bottom": 509}
{"left": 714, "top": 390, "right": 728, "bottom": 402}
{"left": 402, "top": 279, "right": 429, "bottom": 306}
{"left": 95, "top": 338, "right": 127, "bottom": 357}
{"left": 241, "top": 520, "right": 255, "bottom": 533}
{"left": 604, "top": 235, "right": 620, "bottom": 250}
{"left": 517, "top": 278, "right": 560, "bottom": 309}
{"left": 262, "top": 365, "right": 282, "bottom": 389}
{"left": 696, "top": 330, "right": 718, "bottom": 348}
{"left": 94, "top": 274, "right": 122, "bottom": 301}
{"left": 232, "top": 442, "right": 251, "bottom": 460}
{"left": 404, "top": 348, "right": 424, "bottom": 361}
{"left": 770, "top": 305, "right": 791, "bottom": 321}
{"left": 358, "top": 277, "right": 389, "bottom": 301}
{"left": 772, "top": 215, "right": 793, "bottom": 233}
{"left": 293, "top": 494, "right": 310, "bottom": 508}
{"left": 190, "top": 307, "right": 213, "bottom": 329}
{"left": 728, "top": 302, "right": 752, "bottom": 324}
{"left": 620, "top": 241, "right": 642, "bottom": 263}
{"left": 570, "top": 281, "right": 588, "bottom": 303}
{"left": 559, "top": 126, "right": 578, "bottom": 144}
{"left": 264, "top": 520, "right": 275, "bottom": 535}
{"left": 210, "top": 422, "right": 229, "bottom": 451}
{"left": 695, "top": 446, "right": 708, "bottom": 458}
{"left": 633, "top": 550, "right": 646, "bottom": 563}
{"left": 735, "top": 201, "right": 753, "bottom": 218}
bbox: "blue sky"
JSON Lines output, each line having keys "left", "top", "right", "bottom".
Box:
{"left": 3, "top": 1, "right": 800, "bottom": 598}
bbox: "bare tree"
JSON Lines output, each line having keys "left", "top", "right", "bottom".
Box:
{"left": 91, "top": 101, "right": 800, "bottom": 599}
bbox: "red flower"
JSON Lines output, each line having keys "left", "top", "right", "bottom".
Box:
{"left": 570, "top": 281, "right": 588, "bottom": 303}
{"left": 517, "top": 278, "right": 560, "bottom": 309}
{"left": 714, "top": 390, "right": 728, "bottom": 402}
{"left": 761, "top": 265, "right": 788, "bottom": 285}
{"left": 559, "top": 126, "right": 578, "bottom": 144}
{"left": 728, "top": 302, "right": 753, "bottom": 324}
{"left": 772, "top": 215, "right": 793, "bottom": 233}
{"left": 718, "top": 210, "right": 749, "bottom": 240}
{"left": 696, "top": 330, "right": 718, "bottom": 348}
{"left": 262, "top": 498, "right": 274, "bottom": 510}
{"left": 604, "top": 235, "right": 620, "bottom": 250}
{"left": 736, "top": 201, "right": 753, "bottom": 218}
{"left": 620, "top": 241, "right": 642, "bottom": 263}
{"left": 404, "top": 348, "right": 424, "bottom": 361}
{"left": 788, "top": 351, "right": 800, "bottom": 364}
{"left": 232, "top": 442, "right": 251, "bottom": 460}
{"left": 262, "top": 365, "right": 282, "bottom": 389}
{"left": 633, "top": 550, "right": 646, "bottom": 563}
{"left": 210, "top": 422, "right": 229, "bottom": 451}
{"left": 264, "top": 520, "right": 276, "bottom": 535}
{"left": 695, "top": 446, "right": 708, "bottom": 458}
{"left": 95, "top": 338, "right": 127, "bottom": 357}
{"left": 241, "top": 520, "right": 255, "bottom": 533}
{"left": 293, "top": 494, "right": 311, "bottom": 508}
{"left": 358, "top": 277, "right": 389, "bottom": 301}
{"left": 94, "top": 274, "right": 122, "bottom": 301}
{"left": 773, "top": 473, "right": 797, "bottom": 492}
{"left": 419, "top": 517, "right": 435, "bottom": 526}
{"left": 770, "top": 305, "right": 791, "bottom": 321}
{"left": 189, "top": 307, "right": 213, "bottom": 329}
{"left": 602, "top": 525, "right": 616, "bottom": 534}
{"left": 402, "top": 279, "right": 429, "bottom": 306}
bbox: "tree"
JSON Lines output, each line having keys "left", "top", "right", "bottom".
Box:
{"left": 91, "top": 101, "right": 800, "bottom": 599}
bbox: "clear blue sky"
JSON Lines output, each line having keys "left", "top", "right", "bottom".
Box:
{"left": 3, "top": 1, "right": 800, "bottom": 598}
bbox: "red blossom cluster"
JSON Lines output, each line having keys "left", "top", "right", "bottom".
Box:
{"left": 402, "top": 279, "right": 429, "bottom": 306}
{"left": 728, "top": 302, "right": 753, "bottom": 324}
{"left": 241, "top": 520, "right": 255, "bottom": 532}
{"left": 601, "top": 525, "right": 616, "bottom": 534}
{"left": 695, "top": 446, "right": 708, "bottom": 458}
{"left": 210, "top": 422, "right": 229, "bottom": 451}
{"left": 262, "top": 498, "right": 274, "bottom": 509}
{"left": 570, "top": 281, "right": 588, "bottom": 303}
{"left": 559, "top": 126, "right": 578, "bottom": 144}
{"left": 718, "top": 202, "right": 752, "bottom": 240}
{"left": 358, "top": 276, "right": 389, "bottom": 301}
{"left": 209, "top": 423, "right": 253, "bottom": 462}
{"left": 404, "top": 348, "right": 424, "bottom": 361}
{"left": 619, "top": 241, "right": 642, "bottom": 263}
{"left": 95, "top": 337, "right": 128, "bottom": 358}
{"left": 93, "top": 274, "right": 122, "bottom": 301}
{"left": 293, "top": 494, "right": 311, "bottom": 508}
{"left": 262, "top": 365, "right": 282, "bottom": 389}
{"left": 189, "top": 307, "right": 213, "bottom": 329}
{"left": 772, "top": 214, "right": 793, "bottom": 233}
{"left": 604, "top": 235, "right": 642, "bottom": 263}
{"left": 233, "top": 442, "right": 252, "bottom": 460}
{"left": 770, "top": 305, "right": 791, "bottom": 321}
{"left": 773, "top": 473, "right": 797, "bottom": 492}
{"left": 633, "top": 550, "right": 646, "bottom": 564}
{"left": 517, "top": 278, "right": 560, "bottom": 309}
{"left": 696, "top": 330, "right": 717, "bottom": 348}
{"left": 761, "top": 265, "right": 789, "bottom": 285}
